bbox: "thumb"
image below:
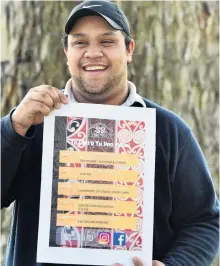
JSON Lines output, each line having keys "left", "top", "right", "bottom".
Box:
{"left": 133, "top": 256, "right": 144, "bottom": 266}
{"left": 152, "top": 261, "right": 165, "bottom": 266}
{"left": 58, "top": 91, "right": 69, "bottom": 104}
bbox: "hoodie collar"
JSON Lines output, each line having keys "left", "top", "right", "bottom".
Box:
{"left": 64, "top": 78, "right": 146, "bottom": 107}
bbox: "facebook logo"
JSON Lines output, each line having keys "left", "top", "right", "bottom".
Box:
{"left": 113, "top": 233, "right": 126, "bottom": 246}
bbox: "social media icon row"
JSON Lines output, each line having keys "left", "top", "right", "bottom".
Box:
{"left": 98, "top": 232, "right": 126, "bottom": 246}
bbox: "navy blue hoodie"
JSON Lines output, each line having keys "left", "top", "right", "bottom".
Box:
{"left": 1, "top": 98, "right": 219, "bottom": 266}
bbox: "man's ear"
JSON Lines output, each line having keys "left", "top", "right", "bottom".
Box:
{"left": 127, "top": 39, "right": 135, "bottom": 63}
{"left": 64, "top": 48, "right": 68, "bottom": 55}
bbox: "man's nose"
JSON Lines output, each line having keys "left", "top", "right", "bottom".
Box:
{"left": 84, "top": 45, "right": 103, "bottom": 59}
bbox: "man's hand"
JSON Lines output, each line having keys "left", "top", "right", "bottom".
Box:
{"left": 112, "top": 257, "right": 165, "bottom": 266}
{"left": 152, "top": 260, "right": 165, "bottom": 266}
{"left": 12, "top": 85, "right": 68, "bottom": 136}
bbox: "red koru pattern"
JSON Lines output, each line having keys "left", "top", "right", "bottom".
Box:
{"left": 113, "top": 120, "right": 145, "bottom": 251}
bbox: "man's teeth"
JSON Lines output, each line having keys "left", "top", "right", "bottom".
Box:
{"left": 84, "top": 66, "right": 106, "bottom": 71}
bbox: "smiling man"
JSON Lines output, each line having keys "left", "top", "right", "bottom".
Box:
{"left": 64, "top": 16, "right": 134, "bottom": 105}
{"left": 63, "top": 2, "right": 135, "bottom": 106}
{"left": 1, "top": 1, "right": 219, "bottom": 266}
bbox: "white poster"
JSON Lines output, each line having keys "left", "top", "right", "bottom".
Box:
{"left": 37, "top": 103, "right": 156, "bottom": 266}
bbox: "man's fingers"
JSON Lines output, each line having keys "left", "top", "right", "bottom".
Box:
{"left": 152, "top": 260, "right": 165, "bottom": 266}
{"left": 30, "top": 91, "right": 54, "bottom": 109}
{"left": 34, "top": 85, "right": 68, "bottom": 108}
{"left": 32, "top": 86, "right": 60, "bottom": 108}
{"left": 11, "top": 84, "right": 68, "bottom": 134}
{"left": 28, "top": 101, "right": 51, "bottom": 116}
{"left": 44, "top": 86, "right": 62, "bottom": 108}
{"left": 58, "top": 89, "right": 69, "bottom": 104}
{"left": 49, "top": 86, "right": 69, "bottom": 105}
{"left": 111, "top": 257, "right": 144, "bottom": 266}
{"left": 133, "top": 256, "right": 144, "bottom": 266}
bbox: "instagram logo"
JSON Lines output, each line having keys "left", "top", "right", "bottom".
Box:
{"left": 98, "top": 232, "right": 111, "bottom": 245}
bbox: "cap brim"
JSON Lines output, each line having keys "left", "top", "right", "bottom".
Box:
{"left": 65, "top": 8, "right": 123, "bottom": 34}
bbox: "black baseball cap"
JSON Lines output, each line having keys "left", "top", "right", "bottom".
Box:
{"left": 64, "top": 0, "right": 130, "bottom": 37}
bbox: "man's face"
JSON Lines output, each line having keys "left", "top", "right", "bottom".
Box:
{"left": 64, "top": 15, "right": 134, "bottom": 103}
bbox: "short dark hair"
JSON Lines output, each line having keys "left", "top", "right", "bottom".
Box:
{"left": 62, "top": 31, "right": 131, "bottom": 50}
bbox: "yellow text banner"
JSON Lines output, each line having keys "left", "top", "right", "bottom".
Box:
{"left": 59, "top": 151, "right": 138, "bottom": 166}
{"left": 56, "top": 214, "right": 136, "bottom": 230}
{"left": 59, "top": 167, "right": 138, "bottom": 182}
{"left": 57, "top": 198, "right": 137, "bottom": 214}
{"left": 58, "top": 183, "right": 137, "bottom": 198}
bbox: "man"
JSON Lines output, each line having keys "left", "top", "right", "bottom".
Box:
{"left": 1, "top": 1, "right": 219, "bottom": 266}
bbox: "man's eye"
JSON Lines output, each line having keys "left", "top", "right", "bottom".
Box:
{"left": 74, "top": 41, "right": 87, "bottom": 46}
{"left": 101, "top": 40, "right": 114, "bottom": 45}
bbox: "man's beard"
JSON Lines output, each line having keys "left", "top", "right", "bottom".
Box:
{"left": 72, "top": 73, "right": 124, "bottom": 98}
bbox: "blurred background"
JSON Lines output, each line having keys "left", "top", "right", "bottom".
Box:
{"left": 1, "top": 1, "right": 219, "bottom": 265}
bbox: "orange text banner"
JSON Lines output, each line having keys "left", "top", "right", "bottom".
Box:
{"left": 56, "top": 213, "right": 137, "bottom": 230}
{"left": 57, "top": 198, "right": 137, "bottom": 214}
{"left": 59, "top": 167, "right": 138, "bottom": 182}
{"left": 59, "top": 151, "right": 138, "bottom": 166}
{"left": 58, "top": 183, "right": 137, "bottom": 198}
